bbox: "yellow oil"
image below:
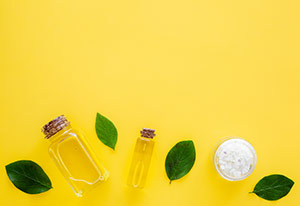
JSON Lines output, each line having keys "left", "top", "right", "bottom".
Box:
{"left": 48, "top": 126, "right": 109, "bottom": 196}
{"left": 127, "top": 137, "right": 155, "bottom": 188}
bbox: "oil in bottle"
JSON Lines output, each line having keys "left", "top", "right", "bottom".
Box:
{"left": 42, "top": 115, "right": 109, "bottom": 196}
{"left": 127, "top": 128, "right": 156, "bottom": 188}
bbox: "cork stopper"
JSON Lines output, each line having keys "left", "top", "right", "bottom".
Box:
{"left": 140, "top": 128, "right": 156, "bottom": 139}
{"left": 42, "top": 115, "right": 70, "bottom": 139}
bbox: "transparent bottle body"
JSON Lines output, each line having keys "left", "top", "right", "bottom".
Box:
{"left": 48, "top": 126, "right": 109, "bottom": 196}
{"left": 127, "top": 137, "right": 155, "bottom": 188}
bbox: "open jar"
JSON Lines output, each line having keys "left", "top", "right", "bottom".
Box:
{"left": 213, "top": 137, "right": 257, "bottom": 181}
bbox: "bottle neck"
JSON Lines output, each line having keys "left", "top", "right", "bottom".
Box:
{"left": 47, "top": 125, "right": 72, "bottom": 142}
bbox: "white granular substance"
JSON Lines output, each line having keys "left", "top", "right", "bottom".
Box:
{"left": 215, "top": 138, "right": 256, "bottom": 180}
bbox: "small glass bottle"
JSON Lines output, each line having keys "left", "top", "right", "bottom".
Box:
{"left": 127, "top": 128, "right": 156, "bottom": 189}
{"left": 42, "top": 115, "right": 109, "bottom": 196}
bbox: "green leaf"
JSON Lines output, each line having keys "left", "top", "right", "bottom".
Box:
{"left": 251, "top": 174, "right": 294, "bottom": 201}
{"left": 165, "top": 140, "right": 196, "bottom": 183}
{"left": 95, "top": 112, "right": 118, "bottom": 150}
{"left": 5, "top": 160, "right": 52, "bottom": 194}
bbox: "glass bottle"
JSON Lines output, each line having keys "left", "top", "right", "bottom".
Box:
{"left": 127, "top": 128, "right": 156, "bottom": 188}
{"left": 42, "top": 115, "right": 109, "bottom": 196}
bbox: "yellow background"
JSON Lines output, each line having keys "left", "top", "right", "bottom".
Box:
{"left": 0, "top": 0, "right": 299, "bottom": 205}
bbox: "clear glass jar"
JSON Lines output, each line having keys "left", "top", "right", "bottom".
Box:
{"left": 42, "top": 115, "right": 109, "bottom": 196}
{"left": 213, "top": 137, "right": 257, "bottom": 181}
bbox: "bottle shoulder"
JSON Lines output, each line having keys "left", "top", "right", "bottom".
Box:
{"left": 137, "top": 137, "right": 155, "bottom": 145}
{"left": 48, "top": 128, "right": 82, "bottom": 148}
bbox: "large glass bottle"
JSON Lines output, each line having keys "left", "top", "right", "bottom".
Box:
{"left": 42, "top": 115, "right": 109, "bottom": 196}
{"left": 127, "top": 128, "right": 156, "bottom": 188}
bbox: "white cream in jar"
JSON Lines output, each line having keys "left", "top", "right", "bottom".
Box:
{"left": 214, "top": 138, "right": 257, "bottom": 181}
